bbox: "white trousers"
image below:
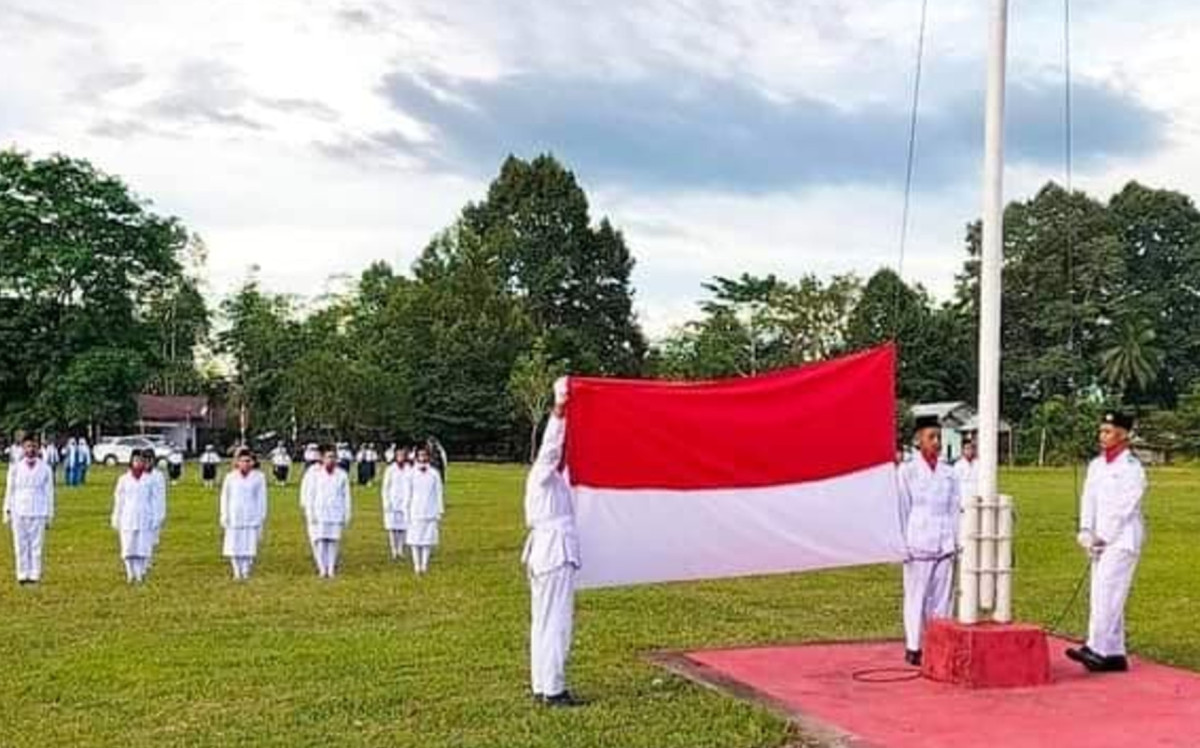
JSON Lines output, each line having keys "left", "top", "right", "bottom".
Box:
{"left": 903, "top": 557, "right": 953, "bottom": 651}
{"left": 11, "top": 517, "right": 47, "bottom": 582}
{"left": 1088, "top": 548, "right": 1139, "bottom": 657}
{"left": 388, "top": 530, "right": 406, "bottom": 558}
{"left": 530, "top": 564, "right": 576, "bottom": 697}
{"left": 311, "top": 540, "right": 340, "bottom": 577}
{"left": 230, "top": 556, "right": 255, "bottom": 580}
{"left": 411, "top": 545, "right": 431, "bottom": 574}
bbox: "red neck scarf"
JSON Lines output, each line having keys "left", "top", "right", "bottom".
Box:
{"left": 324, "top": 463, "right": 336, "bottom": 475}
{"left": 921, "top": 451, "right": 939, "bottom": 471}
{"left": 1105, "top": 444, "right": 1128, "bottom": 464}
{"left": 131, "top": 466, "right": 145, "bottom": 479}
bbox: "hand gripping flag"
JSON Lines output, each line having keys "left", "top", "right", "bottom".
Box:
{"left": 565, "top": 344, "right": 906, "bottom": 589}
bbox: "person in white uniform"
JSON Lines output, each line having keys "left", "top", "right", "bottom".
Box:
{"left": 1066, "top": 411, "right": 1146, "bottom": 673}
{"left": 167, "top": 448, "right": 184, "bottom": 485}
{"left": 897, "top": 414, "right": 960, "bottom": 666}
{"left": 41, "top": 439, "right": 60, "bottom": 483}
{"left": 141, "top": 449, "right": 168, "bottom": 563}
{"left": 4, "top": 435, "right": 55, "bottom": 585}
{"left": 300, "top": 445, "right": 352, "bottom": 578}
{"left": 953, "top": 434, "right": 979, "bottom": 503}
{"left": 111, "top": 452, "right": 158, "bottom": 584}
{"left": 200, "top": 445, "right": 220, "bottom": 488}
{"left": 220, "top": 447, "right": 269, "bottom": 581}
{"left": 270, "top": 443, "right": 291, "bottom": 486}
{"left": 380, "top": 448, "right": 411, "bottom": 560}
{"left": 523, "top": 378, "right": 582, "bottom": 707}
{"left": 405, "top": 446, "right": 443, "bottom": 574}
{"left": 77, "top": 438, "right": 92, "bottom": 484}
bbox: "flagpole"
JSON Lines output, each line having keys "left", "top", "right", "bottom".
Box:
{"left": 961, "top": 0, "right": 1008, "bottom": 625}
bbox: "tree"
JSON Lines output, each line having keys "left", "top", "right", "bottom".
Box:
{"left": 1099, "top": 317, "right": 1163, "bottom": 403}
{"left": 509, "top": 339, "right": 566, "bottom": 463}
{"left": 461, "top": 155, "right": 646, "bottom": 375}
{"left": 0, "top": 150, "right": 190, "bottom": 433}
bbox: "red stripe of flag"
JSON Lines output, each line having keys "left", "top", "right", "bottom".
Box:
{"left": 566, "top": 344, "right": 897, "bottom": 490}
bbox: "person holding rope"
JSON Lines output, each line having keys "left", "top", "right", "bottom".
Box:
{"left": 897, "top": 415, "right": 960, "bottom": 667}
{"left": 1066, "top": 411, "right": 1146, "bottom": 674}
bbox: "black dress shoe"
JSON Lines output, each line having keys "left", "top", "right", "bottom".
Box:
{"left": 1100, "top": 655, "right": 1129, "bottom": 672}
{"left": 542, "top": 691, "right": 585, "bottom": 708}
{"left": 905, "top": 649, "right": 922, "bottom": 667}
{"left": 1066, "top": 646, "right": 1106, "bottom": 672}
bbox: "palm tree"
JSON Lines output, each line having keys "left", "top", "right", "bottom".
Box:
{"left": 1100, "top": 318, "right": 1163, "bottom": 400}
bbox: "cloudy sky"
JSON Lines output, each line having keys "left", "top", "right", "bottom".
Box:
{"left": 3, "top": 0, "right": 1195, "bottom": 336}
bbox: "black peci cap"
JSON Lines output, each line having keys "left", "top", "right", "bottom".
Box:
{"left": 913, "top": 415, "right": 941, "bottom": 433}
{"left": 1102, "top": 411, "right": 1134, "bottom": 431}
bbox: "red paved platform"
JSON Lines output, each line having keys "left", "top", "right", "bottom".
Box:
{"left": 673, "top": 638, "right": 1200, "bottom": 748}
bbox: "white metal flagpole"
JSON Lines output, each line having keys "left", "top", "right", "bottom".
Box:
{"left": 961, "top": 0, "right": 1009, "bottom": 625}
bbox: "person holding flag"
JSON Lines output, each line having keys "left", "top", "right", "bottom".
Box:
{"left": 522, "top": 378, "right": 582, "bottom": 707}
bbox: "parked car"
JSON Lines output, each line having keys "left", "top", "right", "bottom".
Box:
{"left": 92, "top": 436, "right": 176, "bottom": 466}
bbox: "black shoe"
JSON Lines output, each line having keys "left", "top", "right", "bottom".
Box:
{"left": 542, "top": 691, "right": 585, "bottom": 708}
{"left": 1065, "top": 646, "right": 1106, "bottom": 672}
{"left": 1099, "top": 655, "right": 1129, "bottom": 672}
{"left": 904, "top": 649, "right": 922, "bottom": 667}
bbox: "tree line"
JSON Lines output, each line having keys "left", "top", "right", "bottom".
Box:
{"left": 3, "top": 148, "right": 1199, "bottom": 461}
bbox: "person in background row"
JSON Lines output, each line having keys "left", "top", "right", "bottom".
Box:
{"left": 1067, "top": 411, "right": 1147, "bottom": 674}
{"left": 77, "top": 437, "right": 91, "bottom": 484}
{"left": 303, "top": 442, "right": 320, "bottom": 469}
{"left": 200, "top": 445, "right": 220, "bottom": 489}
{"left": 220, "top": 447, "right": 268, "bottom": 581}
{"left": 300, "top": 445, "right": 352, "bottom": 579}
{"left": 167, "top": 447, "right": 185, "bottom": 485}
{"left": 954, "top": 433, "right": 979, "bottom": 503}
{"left": 523, "top": 378, "right": 582, "bottom": 707}
{"left": 380, "top": 447, "right": 411, "bottom": 561}
{"left": 4, "top": 435, "right": 55, "bottom": 585}
{"left": 404, "top": 446, "right": 444, "bottom": 575}
{"left": 62, "top": 438, "right": 79, "bottom": 486}
{"left": 364, "top": 443, "right": 379, "bottom": 486}
{"left": 336, "top": 442, "right": 353, "bottom": 473}
{"left": 270, "top": 442, "right": 291, "bottom": 486}
{"left": 111, "top": 451, "right": 157, "bottom": 584}
{"left": 141, "top": 449, "right": 168, "bottom": 568}
{"left": 897, "top": 415, "right": 960, "bottom": 668}
{"left": 384, "top": 443, "right": 397, "bottom": 465}
{"left": 41, "top": 439, "right": 60, "bottom": 483}
{"left": 356, "top": 444, "right": 371, "bottom": 487}
{"left": 6, "top": 438, "right": 22, "bottom": 465}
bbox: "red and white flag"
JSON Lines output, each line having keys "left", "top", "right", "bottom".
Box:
{"left": 565, "top": 344, "right": 906, "bottom": 589}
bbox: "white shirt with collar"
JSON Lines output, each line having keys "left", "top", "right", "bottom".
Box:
{"left": 1079, "top": 448, "right": 1146, "bottom": 553}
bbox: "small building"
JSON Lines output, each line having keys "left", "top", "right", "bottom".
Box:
{"left": 135, "top": 395, "right": 217, "bottom": 454}
{"left": 911, "top": 401, "right": 1013, "bottom": 464}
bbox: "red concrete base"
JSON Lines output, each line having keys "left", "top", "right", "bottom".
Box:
{"left": 671, "top": 637, "right": 1200, "bottom": 748}
{"left": 920, "top": 619, "right": 1050, "bottom": 688}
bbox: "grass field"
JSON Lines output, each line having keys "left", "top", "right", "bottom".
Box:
{"left": 0, "top": 463, "right": 1196, "bottom": 748}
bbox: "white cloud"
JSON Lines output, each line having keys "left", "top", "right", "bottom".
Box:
{"left": 2, "top": 0, "right": 1197, "bottom": 339}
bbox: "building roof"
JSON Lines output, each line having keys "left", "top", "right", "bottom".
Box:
{"left": 911, "top": 402, "right": 1011, "bottom": 432}
{"left": 136, "top": 395, "right": 210, "bottom": 422}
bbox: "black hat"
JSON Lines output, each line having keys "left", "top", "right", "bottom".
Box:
{"left": 1102, "top": 411, "right": 1134, "bottom": 431}
{"left": 913, "top": 415, "right": 941, "bottom": 433}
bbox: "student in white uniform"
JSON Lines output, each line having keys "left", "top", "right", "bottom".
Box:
{"left": 63, "top": 438, "right": 79, "bottom": 486}
{"left": 300, "top": 445, "right": 352, "bottom": 578}
{"left": 41, "top": 439, "right": 60, "bottom": 483}
{"left": 4, "top": 435, "right": 55, "bottom": 585}
{"left": 77, "top": 438, "right": 92, "bottom": 484}
{"left": 220, "top": 447, "right": 269, "bottom": 581}
{"left": 270, "top": 443, "right": 291, "bottom": 486}
{"left": 140, "top": 449, "right": 168, "bottom": 563}
{"left": 953, "top": 434, "right": 979, "bottom": 502}
{"left": 897, "top": 414, "right": 960, "bottom": 667}
{"left": 167, "top": 447, "right": 185, "bottom": 485}
{"left": 200, "top": 445, "right": 220, "bottom": 488}
{"left": 523, "top": 378, "right": 582, "bottom": 706}
{"left": 303, "top": 443, "right": 320, "bottom": 469}
{"left": 380, "top": 448, "right": 412, "bottom": 560}
{"left": 404, "top": 446, "right": 443, "bottom": 575}
{"left": 1066, "top": 411, "right": 1146, "bottom": 673}
{"left": 111, "top": 452, "right": 158, "bottom": 584}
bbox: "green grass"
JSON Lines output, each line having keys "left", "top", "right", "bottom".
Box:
{"left": 0, "top": 464, "right": 1196, "bottom": 747}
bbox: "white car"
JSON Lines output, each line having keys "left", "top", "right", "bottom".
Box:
{"left": 92, "top": 436, "right": 175, "bottom": 466}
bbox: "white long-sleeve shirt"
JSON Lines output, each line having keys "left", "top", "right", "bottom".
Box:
{"left": 4, "top": 458, "right": 55, "bottom": 520}
{"left": 301, "top": 466, "right": 351, "bottom": 525}
{"left": 521, "top": 414, "right": 580, "bottom": 575}
{"left": 1079, "top": 449, "right": 1146, "bottom": 553}
{"left": 381, "top": 463, "right": 412, "bottom": 514}
{"left": 148, "top": 469, "right": 167, "bottom": 529}
{"left": 405, "top": 466, "right": 443, "bottom": 521}
{"left": 953, "top": 457, "right": 979, "bottom": 503}
{"left": 897, "top": 455, "right": 960, "bottom": 559}
{"left": 220, "top": 470, "right": 268, "bottom": 528}
{"left": 111, "top": 472, "right": 157, "bottom": 530}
